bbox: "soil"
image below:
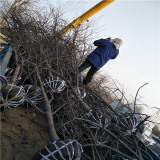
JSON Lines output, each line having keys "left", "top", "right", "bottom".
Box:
{"left": 0, "top": 106, "right": 52, "bottom": 160}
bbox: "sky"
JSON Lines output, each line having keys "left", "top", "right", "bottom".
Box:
{"left": 44, "top": 0, "right": 160, "bottom": 121}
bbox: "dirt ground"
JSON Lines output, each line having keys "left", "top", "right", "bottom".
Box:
{"left": 0, "top": 106, "right": 52, "bottom": 160}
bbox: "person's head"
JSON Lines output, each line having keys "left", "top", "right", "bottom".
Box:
{"left": 113, "top": 38, "right": 123, "bottom": 49}
{"left": 106, "top": 37, "right": 123, "bottom": 49}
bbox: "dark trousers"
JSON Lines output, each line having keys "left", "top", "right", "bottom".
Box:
{"left": 78, "top": 60, "right": 98, "bottom": 84}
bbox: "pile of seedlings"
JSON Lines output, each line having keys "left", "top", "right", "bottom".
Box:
{"left": 0, "top": 2, "right": 159, "bottom": 160}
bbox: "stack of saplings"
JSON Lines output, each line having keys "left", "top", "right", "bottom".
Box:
{"left": 0, "top": 3, "right": 159, "bottom": 160}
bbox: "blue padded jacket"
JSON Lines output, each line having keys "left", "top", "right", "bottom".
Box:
{"left": 86, "top": 39, "right": 119, "bottom": 69}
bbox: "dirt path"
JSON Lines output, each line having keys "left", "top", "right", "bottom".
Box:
{"left": 0, "top": 106, "right": 51, "bottom": 160}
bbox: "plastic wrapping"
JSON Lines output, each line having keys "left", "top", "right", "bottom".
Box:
{"left": 43, "top": 76, "right": 66, "bottom": 93}
{"left": 0, "top": 84, "right": 24, "bottom": 111}
{"left": 23, "top": 85, "right": 42, "bottom": 106}
{"left": 33, "top": 139, "right": 83, "bottom": 160}
{"left": 87, "top": 110, "right": 111, "bottom": 144}
{"left": 115, "top": 115, "right": 145, "bottom": 135}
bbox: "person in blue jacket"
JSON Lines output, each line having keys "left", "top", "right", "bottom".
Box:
{"left": 78, "top": 37, "right": 123, "bottom": 85}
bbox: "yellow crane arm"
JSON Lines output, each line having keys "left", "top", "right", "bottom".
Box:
{"left": 58, "top": 0, "right": 115, "bottom": 37}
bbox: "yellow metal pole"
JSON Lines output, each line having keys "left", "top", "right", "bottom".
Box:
{"left": 58, "top": 0, "right": 115, "bottom": 37}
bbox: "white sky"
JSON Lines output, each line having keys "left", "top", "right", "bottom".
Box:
{"left": 99, "top": 0, "right": 160, "bottom": 108}
{"left": 4, "top": 0, "right": 160, "bottom": 122}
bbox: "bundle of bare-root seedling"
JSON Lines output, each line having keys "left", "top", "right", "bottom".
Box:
{"left": 0, "top": 2, "right": 159, "bottom": 160}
